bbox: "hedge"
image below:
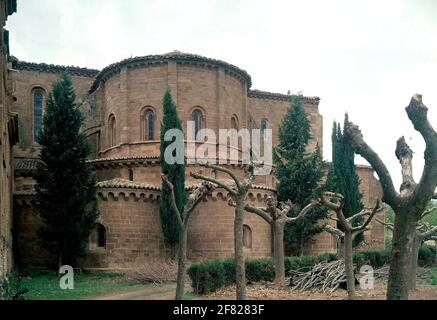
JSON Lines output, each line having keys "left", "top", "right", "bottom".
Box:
{"left": 187, "top": 247, "right": 436, "bottom": 295}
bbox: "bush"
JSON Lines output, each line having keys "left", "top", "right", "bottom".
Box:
{"left": 246, "top": 258, "right": 275, "bottom": 282}
{"left": 222, "top": 258, "right": 235, "bottom": 285}
{"left": 419, "top": 243, "right": 436, "bottom": 266}
{"left": 187, "top": 259, "right": 225, "bottom": 295}
{"left": 353, "top": 250, "right": 391, "bottom": 269}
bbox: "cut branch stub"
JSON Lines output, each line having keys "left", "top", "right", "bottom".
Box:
{"left": 395, "top": 136, "right": 416, "bottom": 195}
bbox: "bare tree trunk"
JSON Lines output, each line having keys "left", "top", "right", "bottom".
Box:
{"left": 387, "top": 213, "right": 417, "bottom": 299}
{"left": 337, "top": 237, "right": 345, "bottom": 260}
{"left": 344, "top": 231, "right": 356, "bottom": 300}
{"left": 235, "top": 201, "right": 246, "bottom": 300}
{"left": 409, "top": 236, "right": 421, "bottom": 291}
{"left": 273, "top": 221, "right": 286, "bottom": 285}
{"left": 175, "top": 225, "right": 188, "bottom": 300}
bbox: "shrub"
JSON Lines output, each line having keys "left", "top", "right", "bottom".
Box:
{"left": 187, "top": 259, "right": 225, "bottom": 295}
{"left": 222, "top": 258, "right": 235, "bottom": 285}
{"left": 353, "top": 250, "right": 391, "bottom": 269}
{"left": 418, "top": 243, "right": 436, "bottom": 266}
{"left": 246, "top": 258, "right": 275, "bottom": 282}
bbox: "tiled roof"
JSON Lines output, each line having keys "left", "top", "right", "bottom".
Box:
{"left": 97, "top": 178, "right": 275, "bottom": 192}
{"left": 97, "top": 178, "right": 160, "bottom": 191}
{"left": 87, "top": 155, "right": 160, "bottom": 164}
{"left": 14, "top": 158, "right": 41, "bottom": 174}
{"left": 248, "top": 89, "right": 320, "bottom": 105}
{"left": 11, "top": 57, "right": 99, "bottom": 77}
{"left": 14, "top": 189, "right": 36, "bottom": 196}
{"left": 89, "top": 51, "right": 252, "bottom": 93}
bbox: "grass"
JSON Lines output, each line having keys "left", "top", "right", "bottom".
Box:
{"left": 20, "top": 269, "right": 144, "bottom": 300}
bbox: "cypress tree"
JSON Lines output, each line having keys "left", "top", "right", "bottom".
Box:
{"left": 35, "top": 73, "right": 99, "bottom": 268}
{"left": 159, "top": 89, "right": 186, "bottom": 253}
{"left": 326, "top": 114, "right": 364, "bottom": 246}
{"left": 275, "top": 96, "right": 327, "bottom": 255}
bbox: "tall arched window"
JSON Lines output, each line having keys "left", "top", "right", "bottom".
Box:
{"left": 33, "top": 88, "right": 45, "bottom": 143}
{"left": 96, "top": 223, "right": 106, "bottom": 248}
{"left": 108, "top": 114, "right": 116, "bottom": 147}
{"left": 231, "top": 115, "right": 239, "bottom": 130}
{"left": 141, "top": 108, "right": 155, "bottom": 141}
{"left": 243, "top": 224, "right": 252, "bottom": 248}
{"left": 260, "top": 118, "right": 268, "bottom": 134}
{"left": 128, "top": 168, "right": 134, "bottom": 181}
{"left": 192, "top": 109, "right": 203, "bottom": 140}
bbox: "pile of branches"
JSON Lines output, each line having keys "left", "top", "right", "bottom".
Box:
{"left": 288, "top": 260, "right": 350, "bottom": 292}
{"left": 126, "top": 260, "right": 182, "bottom": 285}
{"left": 374, "top": 265, "right": 431, "bottom": 280}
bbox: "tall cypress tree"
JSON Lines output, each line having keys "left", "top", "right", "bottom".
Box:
{"left": 159, "top": 89, "right": 186, "bottom": 253}
{"left": 326, "top": 114, "right": 364, "bottom": 246}
{"left": 35, "top": 73, "right": 99, "bottom": 268}
{"left": 275, "top": 96, "right": 327, "bottom": 255}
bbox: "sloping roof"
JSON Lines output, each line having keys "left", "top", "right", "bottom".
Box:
{"left": 10, "top": 57, "right": 99, "bottom": 77}
{"left": 97, "top": 178, "right": 275, "bottom": 192}
{"left": 97, "top": 178, "right": 160, "bottom": 191}
{"left": 14, "top": 158, "right": 41, "bottom": 175}
{"left": 248, "top": 89, "right": 320, "bottom": 105}
{"left": 89, "top": 51, "right": 252, "bottom": 93}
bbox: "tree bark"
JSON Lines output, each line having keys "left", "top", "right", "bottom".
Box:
{"left": 344, "top": 231, "right": 356, "bottom": 300}
{"left": 175, "top": 225, "right": 188, "bottom": 300}
{"left": 386, "top": 212, "right": 417, "bottom": 300}
{"left": 337, "top": 237, "right": 345, "bottom": 260}
{"left": 273, "top": 221, "right": 286, "bottom": 285}
{"left": 235, "top": 200, "right": 246, "bottom": 300}
{"left": 409, "top": 236, "right": 421, "bottom": 291}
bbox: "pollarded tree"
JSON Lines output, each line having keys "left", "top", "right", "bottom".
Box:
{"left": 35, "top": 73, "right": 99, "bottom": 269}
{"left": 240, "top": 196, "right": 320, "bottom": 285}
{"left": 161, "top": 174, "right": 216, "bottom": 300}
{"left": 326, "top": 114, "right": 365, "bottom": 247}
{"left": 376, "top": 205, "right": 437, "bottom": 291}
{"left": 344, "top": 94, "right": 437, "bottom": 300}
{"left": 191, "top": 163, "right": 257, "bottom": 300}
{"left": 320, "top": 192, "right": 382, "bottom": 300}
{"left": 274, "top": 95, "right": 327, "bottom": 255}
{"left": 159, "top": 89, "right": 186, "bottom": 254}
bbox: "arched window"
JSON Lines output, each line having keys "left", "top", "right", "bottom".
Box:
{"left": 141, "top": 108, "right": 155, "bottom": 141}
{"left": 192, "top": 109, "right": 203, "bottom": 140}
{"left": 108, "top": 114, "right": 116, "bottom": 147}
{"left": 96, "top": 223, "right": 106, "bottom": 248}
{"left": 260, "top": 118, "right": 268, "bottom": 134}
{"left": 243, "top": 224, "right": 252, "bottom": 248}
{"left": 33, "top": 88, "right": 45, "bottom": 143}
{"left": 128, "top": 168, "right": 134, "bottom": 181}
{"left": 231, "top": 115, "right": 239, "bottom": 130}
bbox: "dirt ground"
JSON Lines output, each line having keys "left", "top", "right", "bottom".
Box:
{"left": 89, "top": 279, "right": 437, "bottom": 300}
{"left": 207, "top": 280, "right": 437, "bottom": 300}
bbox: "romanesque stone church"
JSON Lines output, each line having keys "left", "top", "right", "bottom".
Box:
{"left": 0, "top": 1, "right": 384, "bottom": 273}
{"left": 11, "top": 51, "right": 384, "bottom": 270}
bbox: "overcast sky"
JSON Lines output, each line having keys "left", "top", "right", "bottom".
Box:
{"left": 5, "top": 0, "right": 437, "bottom": 189}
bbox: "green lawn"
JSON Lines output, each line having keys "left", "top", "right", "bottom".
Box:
{"left": 20, "top": 270, "right": 144, "bottom": 300}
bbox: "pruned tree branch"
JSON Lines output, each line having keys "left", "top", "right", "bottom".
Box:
{"left": 343, "top": 123, "right": 400, "bottom": 208}
{"left": 352, "top": 199, "right": 383, "bottom": 233}
{"left": 190, "top": 171, "right": 235, "bottom": 196}
{"left": 395, "top": 137, "right": 416, "bottom": 195}
{"left": 198, "top": 162, "right": 243, "bottom": 191}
